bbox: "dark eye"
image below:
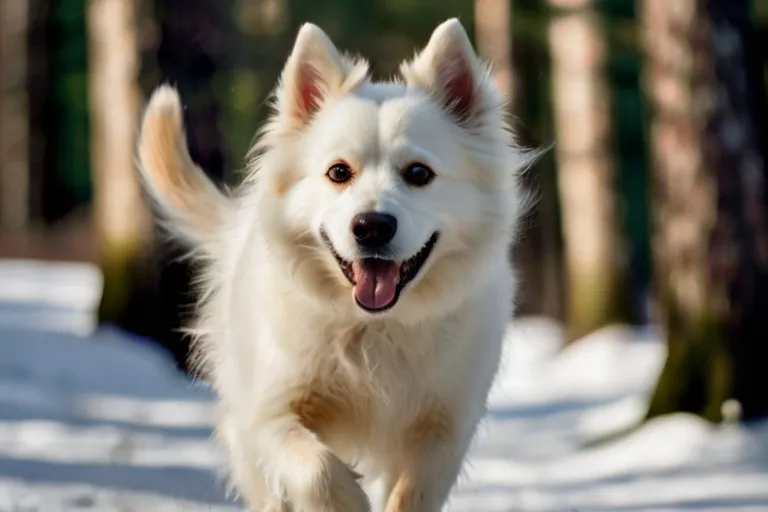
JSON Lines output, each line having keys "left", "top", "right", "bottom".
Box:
{"left": 327, "top": 162, "right": 353, "bottom": 184}
{"left": 401, "top": 163, "right": 435, "bottom": 187}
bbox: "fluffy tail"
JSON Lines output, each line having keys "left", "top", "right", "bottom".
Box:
{"left": 137, "top": 85, "right": 232, "bottom": 252}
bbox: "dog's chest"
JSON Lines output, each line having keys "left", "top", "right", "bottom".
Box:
{"left": 288, "top": 322, "right": 442, "bottom": 445}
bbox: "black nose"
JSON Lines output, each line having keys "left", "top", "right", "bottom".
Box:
{"left": 351, "top": 212, "right": 398, "bottom": 249}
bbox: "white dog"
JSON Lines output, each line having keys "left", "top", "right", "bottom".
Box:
{"left": 137, "top": 18, "right": 532, "bottom": 512}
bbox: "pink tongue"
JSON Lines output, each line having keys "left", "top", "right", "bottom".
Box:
{"left": 352, "top": 259, "right": 400, "bottom": 310}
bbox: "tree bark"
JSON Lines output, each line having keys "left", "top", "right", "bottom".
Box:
{"left": 87, "top": 0, "right": 154, "bottom": 325}
{"left": 0, "top": 0, "right": 30, "bottom": 231}
{"left": 547, "top": 0, "right": 627, "bottom": 340}
{"left": 643, "top": 0, "right": 768, "bottom": 422}
{"left": 476, "top": 0, "right": 549, "bottom": 318}
{"left": 475, "top": 0, "right": 514, "bottom": 105}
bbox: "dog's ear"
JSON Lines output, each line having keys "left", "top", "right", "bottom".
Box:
{"left": 401, "top": 18, "right": 494, "bottom": 125}
{"left": 276, "top": 23, "right": 366, "bottom": 127}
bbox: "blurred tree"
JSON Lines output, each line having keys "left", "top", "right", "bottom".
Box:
{"left": 492, "top": 1, "right": 564, "bottom": 321}
{"left": 0, "top": 0, "right": 30, "bottom": 231}
{"left": 26, "top": 0, "right": 92, "bottom": 230}
{"left": 547, "top": 0, "right": 628, "bottom": 341}
{"left": 603, "top": 0, "right": 653, "bottom": 326}
{"left": 475, "top": 0, "right": 514, "bottom": 104}
{"left": 27, "top": 0, "right": 52, "bottom": 224}
{"left": 87, "top": 0, "right": 159, "bottom": 337}
{"left": 85, "top": 0, "right": 233, "bottom": 372}
{"left": 643, "top": 0, "right": 768, "bottom": 422}
{"left": 47, "top": 0, "right": 92, "bottom": 222}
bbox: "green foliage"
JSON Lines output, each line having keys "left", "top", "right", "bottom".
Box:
{"left": 53, "top": 0, "right": 91, "bottom": 204}
{"left": 754, "top": 0, "right": 768, "bottom": 22}
{"left": 603, "top": 1, "right": 652, "bottom": 314}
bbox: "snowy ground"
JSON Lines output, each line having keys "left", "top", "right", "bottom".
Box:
{"left": 1, "top": 259, "right": 768, "bottom": 511}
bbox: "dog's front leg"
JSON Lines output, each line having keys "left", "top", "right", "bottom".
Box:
{"left": 244, "top": 415, "right": 370, "bottom": 512}
{"left": 383, "top": 408, "right": 472, "bottom": 512}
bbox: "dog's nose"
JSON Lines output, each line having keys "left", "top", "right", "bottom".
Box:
{"left": 351, "top": 212, "right": 398, "bottom": 249}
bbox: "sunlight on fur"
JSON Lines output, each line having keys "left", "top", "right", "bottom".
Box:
{"left": 137, "top": 18, "right": 538, "bottom": 512}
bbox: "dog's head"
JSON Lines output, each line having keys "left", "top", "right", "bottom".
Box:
{"left": 250, "top": 19, "right": 531, "bottom": 322}
{"left": 138, "top": 19, "right": 531, "bottom": 324}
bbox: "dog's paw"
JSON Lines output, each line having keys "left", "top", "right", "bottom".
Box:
{"left": 291, "top": 451, "right": 370, "bottom": 512}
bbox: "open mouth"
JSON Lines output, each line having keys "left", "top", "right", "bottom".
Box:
{"left": 320, "top": 230, "right": 440, "bottom": 313}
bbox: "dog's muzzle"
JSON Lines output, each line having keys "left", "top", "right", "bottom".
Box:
{"left": 320, "top": 229, "right": 439, "bottom": 313}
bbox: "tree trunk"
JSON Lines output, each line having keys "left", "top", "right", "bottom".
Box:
{"left": 643, "top": 0, "right": 768, "bottom": 422}
{"left": 547, "top": 0, "right": 626, "bottom": 340}
{"left": 27, "top": 0, "right": 54, "bottom": 226}
{"left": 475, "top": 0, "right": 514, "bottom": 105}
{"left": 476, "top": 0, "right": 548, "bottom": 318}
{"left": 87, "top": 0, "right": 153, "bottom": 325}
{"left": 0, "top": 0, "right": 30, "bottom": 231}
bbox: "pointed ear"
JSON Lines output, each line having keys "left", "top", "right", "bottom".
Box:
{"left": 401, "top": 19, "right": 493, "bottom": 125}
{"left": 276, "top": 23, "right": 367, "bottom": 127}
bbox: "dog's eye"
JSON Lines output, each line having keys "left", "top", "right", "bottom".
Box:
{"left": 402, "top": 163, "right": 435, "bottom": 187}
{"left": 327, "top": 163, "right": 353, "bottom": 184}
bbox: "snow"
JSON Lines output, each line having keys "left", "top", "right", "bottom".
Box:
{"left": 1, "top": 259, "right": 768, "bottom": 511}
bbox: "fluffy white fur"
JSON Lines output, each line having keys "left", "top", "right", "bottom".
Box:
{"left": 137, "top": 18, "right": 533, "bottom": 512}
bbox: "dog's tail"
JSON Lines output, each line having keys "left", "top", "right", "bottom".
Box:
{"left": 137, "top": 85, "right": 232, "bottom": 253}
